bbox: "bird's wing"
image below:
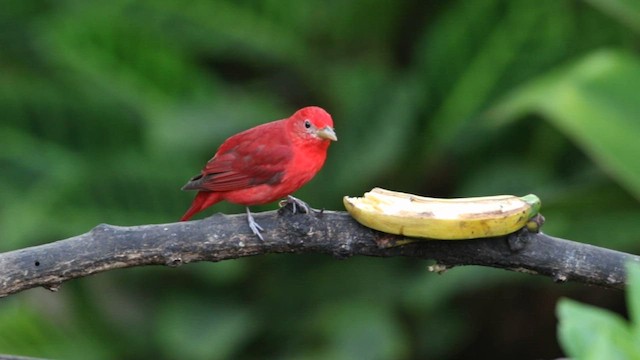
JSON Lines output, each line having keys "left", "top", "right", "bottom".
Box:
{"left": 182, "top": 123, "right": 292, "bottom": 192}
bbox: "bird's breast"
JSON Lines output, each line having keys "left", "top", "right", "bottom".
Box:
{"left": 220, "top": 143, "right": 329, "bottom": 206}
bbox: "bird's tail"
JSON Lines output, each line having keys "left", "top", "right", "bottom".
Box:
{"left": 181, "top": 192, "right": 222, "bottom": 221}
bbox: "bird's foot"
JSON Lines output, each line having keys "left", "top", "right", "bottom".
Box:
{"left": 279, "top": 195, "right": 319, "bottom": 214}
{"left": 245, "top": 207, "right": 264, "bottom": 241}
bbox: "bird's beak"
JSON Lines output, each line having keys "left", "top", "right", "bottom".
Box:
{"left": 316, "top": 126, "right": 337, "bottom": 141}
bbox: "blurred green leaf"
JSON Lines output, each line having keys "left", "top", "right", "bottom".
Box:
{"left": 628, "top": 262, "right": 640, "bottom": 339}
{"left": 557, "top": 298, "right": 637, "bottom": 359}
{"left": 421, "top": 1, "right": 540, "bottom": 153}
{"left": 156, "top": 296, "right": 256, "bottom": 360}
{"left": 309, "top": 301, "right": 408, "bottom": 360}
{"left": 490, "top": 50, "right": 640, "bottom": 200}
{"left": 0, "top": 297, "right": 112, "bottom": 359}
{"left": 331, "top": 75, "right": 423, "bottom": 191}
{"left": 585, "top": 0, "right": 640, "bottom": 34}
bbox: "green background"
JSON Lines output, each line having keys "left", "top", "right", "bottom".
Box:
{"left": 2, "top": 0, "right": 640, "bottom": 358}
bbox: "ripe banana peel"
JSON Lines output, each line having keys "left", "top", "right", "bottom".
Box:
{"left": 343, "top": 188, "right": 542, "bottom": 240}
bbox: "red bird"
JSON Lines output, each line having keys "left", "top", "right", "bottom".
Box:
{"left": 180, "top": 106, "right": 337, "bottom": 240}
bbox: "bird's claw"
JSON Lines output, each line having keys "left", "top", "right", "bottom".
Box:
{"left": 246, "top": 207, "right": 264, "bottom": 241}
{"left": 279, "top": 195, "right": 317, "bottom": 214}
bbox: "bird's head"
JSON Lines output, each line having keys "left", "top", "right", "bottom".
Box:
{"left": 288, "top": 106, "right": 337, "bottom": 144}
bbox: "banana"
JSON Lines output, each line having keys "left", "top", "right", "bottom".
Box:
{"left": 343, "top": 188, "right": 541, "bottom": 240}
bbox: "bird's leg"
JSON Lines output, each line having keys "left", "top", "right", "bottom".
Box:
{"left": 279, "top": 195, "right": 317, "bottom": 214}
{"left": 245, "top": 207, "right": 264, "bottom": 241}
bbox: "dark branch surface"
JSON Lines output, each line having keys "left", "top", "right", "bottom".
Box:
{"left": 1, "top": 208, "right": 639, "bottom": 297}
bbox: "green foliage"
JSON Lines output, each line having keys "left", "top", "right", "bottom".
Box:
{"left": 487, "top": 49, "right": 640, "bottom": 249}
{"left": 490, "top": 50, "right": 640, "bottom": 200}
{"left": 1, "top": 0, "right": 640, "bottom": 358}
{"left": 0, "top": 297, "right": 113, "bottom": 359}
{"left": 156, "top": 296, "right": 256, "bottom": 359}
{"left": 557, "top": 263, "right": 640, "bottom": 359}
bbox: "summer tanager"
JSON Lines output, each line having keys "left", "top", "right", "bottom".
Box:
{"left": 180, "top": 106, "right": 337, "bottom": 240}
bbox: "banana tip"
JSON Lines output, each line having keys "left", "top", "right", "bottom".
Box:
{"left": 520, "top": 194, "right": 542, "bottom": 216}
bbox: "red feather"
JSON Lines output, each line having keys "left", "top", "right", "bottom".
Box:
{"left": 181, "top": 106, "right": 336, "bottom": 221}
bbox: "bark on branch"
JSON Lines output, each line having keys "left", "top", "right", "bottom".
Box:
{"left": 1, "top": 208, "right": 638, "bottom": 297}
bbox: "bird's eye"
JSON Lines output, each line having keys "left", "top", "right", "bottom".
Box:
{"left": 304, "top": 120, "right": 312, "bottom": 129}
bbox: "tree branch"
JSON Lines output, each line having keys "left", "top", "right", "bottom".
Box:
{"left": 1, "top": 208, "right": 638, "bottom": 297}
